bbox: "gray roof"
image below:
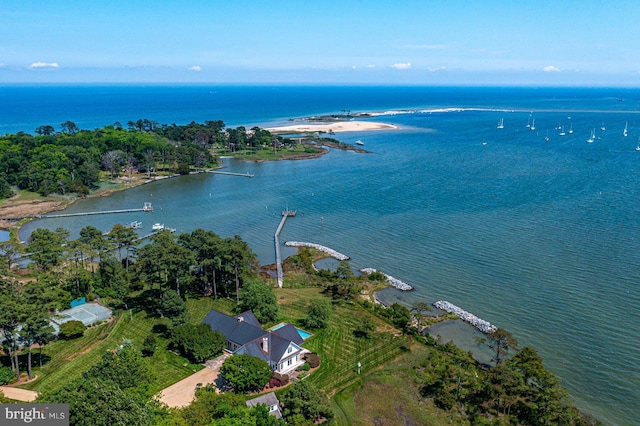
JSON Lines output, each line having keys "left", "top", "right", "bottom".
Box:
{"left": 202, "top": 309, "right": 265, "bottom": 346}
{"left": 272, "top": 323, "right": 304, "bottom": 345}
{"left": 235, "top": 310, "right": 262, "bottom": 328}
{"left": 246, "top": 391, "right": 280, "bottom": 408}
{"left": 246, "top": 392, "right": 282, "bottom": 418}
{"left": 239, "top": 331, "right": 302, "bottom": 364}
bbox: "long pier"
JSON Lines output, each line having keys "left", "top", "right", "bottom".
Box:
{"left": 206, "top": 170, "right": 254, "bottom": 178}
{"left": 41, "top": 208, "right": 145, "bottom": 219}
{"left": 275, "top": 210, "right": 296, "bottom": 287}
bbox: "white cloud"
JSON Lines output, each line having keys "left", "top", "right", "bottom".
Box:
{"left": 543, "top": 65, "right": 560, "bottom": 72}
{"left": 188, "top": 65, "right": 202, "bottom": 72}
{"left": 391, "top": 62, "right": 412, "bottom": 70}
{"left": 428, "top": 66, "right": 447, "bottom": 72}
{"left": 30, "top": 62, "right": 59, "bottom": 69}
{"left": 366, "top": 64, "right": 376, "bottom": 68}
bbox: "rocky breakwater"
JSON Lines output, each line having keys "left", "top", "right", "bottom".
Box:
{"left": 285, "top": 241, "right": 350, "bottom": 260}
{"left": 360, "top": 268, "right": 413, "bottom": 291}
{"left": 433, "top": 300, "right": 497, "bottom": 334}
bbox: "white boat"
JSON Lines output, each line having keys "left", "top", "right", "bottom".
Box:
{"left": 355, "top": 140, "right": 364, "bottom": 146}
{"left": 526, "top": 116, "right": 531, "bottom": 128}
{"left": 587, "top": 128, "right": 595, "bottom": 143}
{"left": 545, "top": 131, "right": 550, "bottom": 142}
{"left": 568, "top": 123, "right": 573, "bottom": 134}
{"left": 152, "top": 223, "right": 165, "bottom": 231}
{"left": 600, "top": 122, "right": 606, "bottom": 131}
{"left": 530, "top": 119, "right": 536, "bottom": 131}
{"left": 559, "top": 125, "right": 565, "bottom": 136}
{"left": 623, "top": 121, "right": 628, "bottom": 137}
{"left": 497, "top": 118, "right": 504, "bottom": 129}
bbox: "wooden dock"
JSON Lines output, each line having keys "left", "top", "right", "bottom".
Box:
{"left": 206, "top": 170, "right": 254, "bottom": 178}
{"left": 38, "top": 203, "right": 154, "bottom": 219}
{"left": 274, "top": 210, "right": 297, "bottom": 287}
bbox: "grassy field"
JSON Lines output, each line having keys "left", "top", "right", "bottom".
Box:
{"left": 331, "top": 341, "right": 467, "bottom": 425}
{"left": 274, "top": 288, "right": 410, "bottom": 395}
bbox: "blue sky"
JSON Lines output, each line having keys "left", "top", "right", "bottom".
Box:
{"left": 2, "top": 0, "right": 639, "bottom": 86}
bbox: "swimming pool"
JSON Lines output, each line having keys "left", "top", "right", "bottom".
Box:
{"left": 271, "top": 323, "right": 312, "bottom": 340}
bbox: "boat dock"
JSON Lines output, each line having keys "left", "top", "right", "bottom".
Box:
{"left": 37, "top": 203, "right": 154, "bottom": 219}
{"left": 274, "top": 209, "right": 296, "bottom": 287}
{"left": 137, "top": 227, "right": 176, "bottom": 241}
{"left": 206, "top": 170, "right": 254, "bottom": 178}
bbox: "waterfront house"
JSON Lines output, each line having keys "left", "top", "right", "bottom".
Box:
{"left": 202, "top": 309, "right": 307, "bottom": 374}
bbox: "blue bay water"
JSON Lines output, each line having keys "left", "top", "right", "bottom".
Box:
{"left": 3, "top": 85, "right": 640, "bottom": 425}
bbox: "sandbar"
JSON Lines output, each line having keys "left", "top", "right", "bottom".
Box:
{"left": 266, "top": 120, "right": 397, "bottom": 133}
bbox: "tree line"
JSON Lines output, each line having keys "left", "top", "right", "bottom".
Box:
{"left": 0, "top": 119, "right": 293, "bottom": 199}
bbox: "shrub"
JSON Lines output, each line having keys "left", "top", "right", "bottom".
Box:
{"left": 171, "top": 323, "right": 225, "bottom": 363}
{"left": 272, "top": 372, "right": 290, "bottom": 386}
{"left": 220, "top": 354, "right": 272, "bottom": 393}
{"left": 142, "top": 335, "right": 157, "bottom": 357}
{"left": 296, "top": 362, "right": 310, "bottom": 372}
{"left": 0, "top": 366, "right": 15, "bottom": 385}
{"left": 304, "top": 353, "right": 320, "bottom": 368}
{"left": 59, "top": 320, "right": 86, "bottom": 339}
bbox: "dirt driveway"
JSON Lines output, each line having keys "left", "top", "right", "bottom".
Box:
{"left": 157, "top": 352, "right": 230, "bottom": 408}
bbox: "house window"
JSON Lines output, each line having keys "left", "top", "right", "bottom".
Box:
{"left": 287, "top": 358, "right": 292, "bottom": 366}
{"left": 287, "top": 346, "right": 292, "bottom": 354}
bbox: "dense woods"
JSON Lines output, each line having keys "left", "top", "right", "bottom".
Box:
{"left": 0, "top": 119, "right": 295, "bottom": 198}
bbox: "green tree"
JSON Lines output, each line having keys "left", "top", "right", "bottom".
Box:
{"left": 142, "top": 335, "right": 157, "bottom": 357}
{"left": 410, "top": 301, "right": 432, "bottom": 331}
{"left": 42, "top": 376, "right": 151, "bottom": 426}
{"left": 353, "top": 315, "right": 375, "bottom": 339}
{"left": 86, "top": 344, "right": 153, "bottom": 391}
{"left": 388, "top": 303, "right": 411, "bottom": 330}
{"left": 59, "top": 320, "right": 86, "bottom": 339}
{"left": 220, "top": 354, "right": 272, "bottom": 393}
{"left": 280, "top": 381, "right": 333, "bottom": 424}
{"left": 0, "top": 280, "right": 28, "bottom": 379}
{"left": 79, "top": 225, "right": 108, "bottom": 271}
{"left": 180, "top": 386, "right": 258, "bottom": 426}
{"left": 304, "top": 298, "right": 332, "bottom": 329}
{"left": 487, "top": 327, "right": 518, "bottom": 365}
{"left": 107, "top": 223, "right": 138, "bottom": 269}
{"left": 28, "top": 227, "right": 66, "bottom": 271}
{"left": 20, "top": 314, "right": 54, "bottom": 379}
{"left": 237, "top": 279, "right": 279, "bottom": 324}
{"left": 171, "top": 323, "right": 225, "bottom": 363}
{"left": 0, "top": 175, "right": 13, "bottom": 199}
{"left": 159, "top": 289, "right": 186, "bottom": 323}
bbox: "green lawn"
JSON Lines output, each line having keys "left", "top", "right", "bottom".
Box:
{"left": 274, "top": 288, "right": 410, "bottom": 395}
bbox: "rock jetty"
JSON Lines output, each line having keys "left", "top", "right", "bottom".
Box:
{"left": 285, "top": 241, "right": 350, "bottom": 260}
{"left": 433, "top": 300, "right": 497, "bottom": 334}
{"left": 360, "top": 268, "right": 413, "bottom": 291}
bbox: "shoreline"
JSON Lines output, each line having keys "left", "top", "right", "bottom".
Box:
{"left": 265, "top": 120, "right": 397, "bottom": 134}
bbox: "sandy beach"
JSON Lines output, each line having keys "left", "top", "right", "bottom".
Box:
{"left": 266, "top": 120, "right": 397, "bottom": 133}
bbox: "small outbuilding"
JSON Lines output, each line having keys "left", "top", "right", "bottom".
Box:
{"left": 245, "top": 392, "right": 283, "bottom": 418}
